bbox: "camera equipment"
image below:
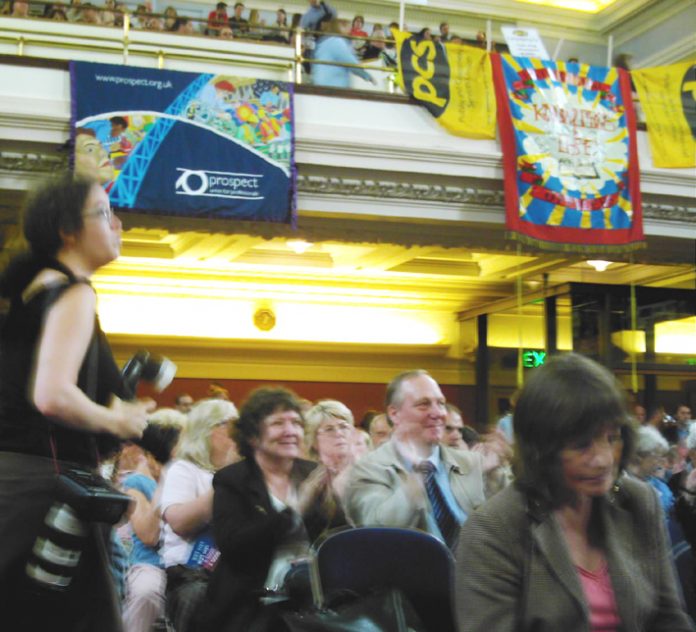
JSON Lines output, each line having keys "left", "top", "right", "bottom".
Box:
{"left": 121, "top": 350, "right": 176, "bottom": 400}
{"left": 25, "top": 468, "right": 132, "bottom": 591}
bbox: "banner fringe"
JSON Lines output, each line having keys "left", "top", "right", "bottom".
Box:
{"left": 506, "top": 231, "right": 647, "bottom": 255}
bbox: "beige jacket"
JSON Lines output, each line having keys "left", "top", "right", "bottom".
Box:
{"left": 344, "top": 440, "right": 488, "bottom": 543}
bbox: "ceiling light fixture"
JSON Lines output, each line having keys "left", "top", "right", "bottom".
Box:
{"left": 586, "top": 260, "right": 612, "bottom": 272}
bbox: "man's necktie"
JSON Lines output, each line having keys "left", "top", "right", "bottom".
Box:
{"left": 416, "top": 460, "right": 459, "bottom": 549}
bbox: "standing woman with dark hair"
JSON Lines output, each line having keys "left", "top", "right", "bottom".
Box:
{"left": 199, "top": 387, "right": 319, "bottom": 632}
{"left": 455, "top": 353, "right": 693, "bottom": 632}
{"left": 0, "top": 173, "right": 154, "bottom": 631}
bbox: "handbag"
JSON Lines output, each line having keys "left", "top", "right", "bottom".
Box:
{"left": 282, "top": 586, "right": 426, "bottom": 632}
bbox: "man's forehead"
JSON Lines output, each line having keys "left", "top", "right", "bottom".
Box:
{"left": 399, "top": 374, "right": 443, "bottom": 401}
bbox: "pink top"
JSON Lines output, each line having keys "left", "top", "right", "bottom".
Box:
{"left": 576, "top": 562, "right": 622, "bottom": 632}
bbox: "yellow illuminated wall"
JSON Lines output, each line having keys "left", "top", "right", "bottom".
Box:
{"left": 96, "top": 294, "right": 452, "bottom": 345}
{"left": 487, "top": 313, "right": 573, "bottom": 350}
{"left": 611, "top": 317, "right": 696, "bottom": 354}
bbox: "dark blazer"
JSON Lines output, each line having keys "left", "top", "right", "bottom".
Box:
{"left": 198, "top": 457, "right": 317, "bottom": 632}
{"left": 455, "top": 476, "right": 694, "bottom": 632}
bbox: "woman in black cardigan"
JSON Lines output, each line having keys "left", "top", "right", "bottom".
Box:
{"left": 198, "top": 387, "right": 347, "bottom": 632}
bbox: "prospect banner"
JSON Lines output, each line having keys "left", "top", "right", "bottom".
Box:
{"left": 71, "top": 61, "right": 295, "bottom": 224}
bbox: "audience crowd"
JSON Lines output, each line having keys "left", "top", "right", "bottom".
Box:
{"left": 1, "top": 0, "right": 494, "bottom": 88}
{"left": 89, "top": 370, "right": 695, "bottom": 631}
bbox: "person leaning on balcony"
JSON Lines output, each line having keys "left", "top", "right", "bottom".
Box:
{"left": 173, "top": 16, "right": 194, "bottom": 35}
{"left": 228, "top": 1, "right": 248, "bottom": 37}
{"left": 262, "top": 7, "right": 289, "bottom": 43}
{"left": 79, "top": 3, "right": 101, "bottom": 25}
{"left": 8, "top": 0, "right": 29, "bottom": 17}
{"left": 312, "top": 17, "right": 377, "bottom": 89}
{"left": 349, "top": 14, "right": 367, "bottom": 54}
{"left": 361, "top": 23, "right": 386, "bottom": 61}
{"left": 0, "top": 173, "right": 154, "bottom": 631}
{"left": 66, "top": 0, "right": 82, "bottom": 21}
{"left": 206, "top": 1, "right": 228, "bottom": 36}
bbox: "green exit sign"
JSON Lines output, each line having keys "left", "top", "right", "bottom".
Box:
{"left": 522, "top": 349, "right": 546, "bottom": 368}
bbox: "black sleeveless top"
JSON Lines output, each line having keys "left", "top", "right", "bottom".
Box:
{"left": 0, "top": 258, "right": 124, "bottom": 467}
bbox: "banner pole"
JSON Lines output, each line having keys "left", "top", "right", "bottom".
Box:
{"left": 516, "top": 244, "right": 524, "bottom": 388}
{"left": 553, "top": 38, "right": 564, "bottom": 60}
{"left": 629, "top": 254, "right": 638, "bottom": 394}
{"left": 486, "top": 19, "right": 492, "bottom": 53}
{"left": 607, "top": 33, "right": 613, "bottom": 67}
{"left": 399, "top": 1, "right": 405, "bottom": 31}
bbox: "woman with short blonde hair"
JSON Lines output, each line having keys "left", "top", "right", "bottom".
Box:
{"left": 175, "top": 398, "right": 238, "bottom": 471}
{"left": 304, "top": 399, "right": 354, "bottom": 460}
{"left": 159, "top": 397, "right": 239, "bottom": 632}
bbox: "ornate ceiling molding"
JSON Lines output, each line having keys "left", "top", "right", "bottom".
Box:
{"left": 2, "top": 152, "right": 694, "bottom": 226}
{"left": 0, "top": 151, "right": 68, "bottom": 173}
{"left": 297, "top": 175, "right": 505, "bottom": 206}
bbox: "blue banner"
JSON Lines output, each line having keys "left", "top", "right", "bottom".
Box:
{"left": 71, "top": 61, "right": 295, "bottom": 224}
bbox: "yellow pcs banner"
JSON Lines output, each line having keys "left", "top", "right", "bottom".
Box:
{"left": 632, "top": 60, "right": 696, "bottom": 168}
{"left": 393, "top": 29, "right": 496, "bottom": 139}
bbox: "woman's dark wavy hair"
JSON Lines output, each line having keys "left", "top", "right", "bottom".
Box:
{"left": 0, "top": 172, "right": 97, "bottom": 298}
{"left": 232, "top": 386, "right": 304, "bottom": 459}
{"left": 512, "top": 352, "right": 635, "bottom": 508}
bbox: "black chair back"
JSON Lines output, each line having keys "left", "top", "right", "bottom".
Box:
{"left": 314, "top": 526, "right": 457, "bottom": 632}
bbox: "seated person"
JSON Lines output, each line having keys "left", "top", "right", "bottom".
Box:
{"left": 344, "top": 369, "right": 505, "bottom": 552}
{"left": 121, "top": 411, "right": 184, "bottom": 632}
{"left": 159, "top": 398, "right": 238, "bottom": 632}
{"left": 198, "top": 387, "right": 331, "bottom": 632}
{"left": 300, "top": 400, "right": 355, "bottom": 540}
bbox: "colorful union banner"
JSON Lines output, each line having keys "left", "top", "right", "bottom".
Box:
{"left": 394, "top": 29, "right": 496, "bottom": 139}
{"left": 71, "top": 61, "right": 295, "bottom": 224}
{"left": 632, "top": 60, "right": 696, "bottom": 168}
{"left": 492, "top": 55, "right": 644, "bottom": 252}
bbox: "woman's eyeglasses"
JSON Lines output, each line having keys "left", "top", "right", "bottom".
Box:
{"left": 83, "top": 204, "right": 114, "bottom": 223}
{"left": 318, "top": 421, "right": 352, "bottom": 435}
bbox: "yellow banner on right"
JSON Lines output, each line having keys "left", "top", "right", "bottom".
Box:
{"left": 632, "top": 61, "right": 696, "bottom": 168}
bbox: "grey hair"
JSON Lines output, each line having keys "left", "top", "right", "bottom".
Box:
{"left": 385, "top": 369, "right": 431, "bottom": 408}
{"left": 635, "top": 426, "right": 669, "bottom": 456}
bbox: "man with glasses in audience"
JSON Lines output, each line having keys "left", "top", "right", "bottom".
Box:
{"left": 344, "top": 370, "right": 505, "bottom": 551}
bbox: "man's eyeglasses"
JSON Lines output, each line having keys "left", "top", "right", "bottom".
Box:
{"left": 318, "top": 421, "right": 352, "bottom": 435}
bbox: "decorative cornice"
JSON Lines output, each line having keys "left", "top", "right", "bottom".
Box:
{"left": 297, "top": 174, "right": 505, "bottom": 206}
{"left": 2, "top": 154, "right": 694, "bottom": 224}
{"left": 642, "top": 203, "right": 696, "bottom": 222}
{"left": 0, "top": 151, "right": 68, "bottom": 173}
